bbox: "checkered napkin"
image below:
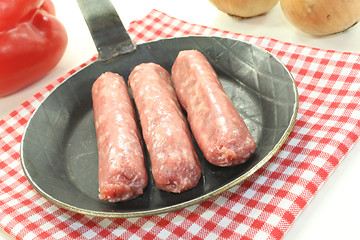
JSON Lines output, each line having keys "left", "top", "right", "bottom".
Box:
{"left": 1, "top": 9, "right": 360, "bottom": 240}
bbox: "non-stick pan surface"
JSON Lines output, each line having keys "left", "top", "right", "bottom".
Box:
{"left": 20, "top": 1, "right": 298, "bottom": 218}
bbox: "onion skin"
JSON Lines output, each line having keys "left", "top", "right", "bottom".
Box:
{"left": 209, "top": 0, "right": 279, "bottom": 18}
{"left": 280, "top": 0, "right": 360, "bottom": 35}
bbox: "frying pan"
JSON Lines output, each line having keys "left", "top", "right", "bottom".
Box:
{"left": 20, "top": 0, "right": 298, "bottom": 217}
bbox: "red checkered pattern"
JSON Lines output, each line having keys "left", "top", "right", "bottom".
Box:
{"left": 1, "top": 9, "right": 360, "bottom": 239}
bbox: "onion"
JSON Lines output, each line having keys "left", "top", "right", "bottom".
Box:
{"left": 280, "top": 0, "right": 360, "bottom": 35}
{"left": 209, "top": 0, "right": 279, "bottom": 18}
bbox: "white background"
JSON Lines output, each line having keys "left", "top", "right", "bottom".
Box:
{"left": 1, "top": 0, "right": 360, "bottom": 239}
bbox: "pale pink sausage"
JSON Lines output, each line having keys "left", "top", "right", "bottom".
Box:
{"left": 129, "top": 63, "right": 201, "bottom": 193}
{"left": 171, "top": 50, "right": 256, "bottom": 167}
{"left": 92, "top": 72, "right": 147, "bottom": 202}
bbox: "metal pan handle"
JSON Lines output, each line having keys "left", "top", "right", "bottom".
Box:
{"left": 76, "top": 0, "right": 136, "bottom": 62}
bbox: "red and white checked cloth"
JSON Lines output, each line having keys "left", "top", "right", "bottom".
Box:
{"left": 1, "top": 9, "right": 360, "bottom": 240}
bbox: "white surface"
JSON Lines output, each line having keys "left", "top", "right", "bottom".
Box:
{"left": 1, "top": 0, "right": 360, "bottom": 239}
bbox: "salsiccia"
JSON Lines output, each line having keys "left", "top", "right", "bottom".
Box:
{"left": 171, "top": 50, "right": 256, "bottom": 167}
{"left": 129, "top": 63, "right": 201, "bottom": 193}
{"left": 92, "top": 72, "right": 148, "bottom": 202}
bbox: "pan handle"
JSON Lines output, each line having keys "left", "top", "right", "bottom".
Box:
{"left": 76, "top": 0, "right": 136, "bottom": 62}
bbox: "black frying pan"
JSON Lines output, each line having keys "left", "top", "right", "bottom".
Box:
{"left": 20, "top": 0, "right": 298, "bottom": 217}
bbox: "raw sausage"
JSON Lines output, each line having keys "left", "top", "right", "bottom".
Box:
{"left": 92, "top": 72, "right": 148, "bottom": 202}
{"left": 129, "top": 63, "right": 201, "bottom": 193}
{"left": 171, "top": 50, "right": 256, "bottom": 167}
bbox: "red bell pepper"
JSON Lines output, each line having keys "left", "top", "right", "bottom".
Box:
{"left": 0, "top": 0, "right": 68, "bottom": 96}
